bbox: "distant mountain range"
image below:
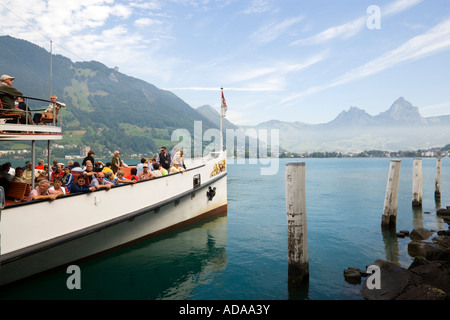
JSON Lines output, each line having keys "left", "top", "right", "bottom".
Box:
{"left": 249, "top": 97, "right": 450, "bottom": 153}
{"left": 197, "top": 96, "right": 450, "bottom": 154}
{"left": 326, "top": 97, "right": 448, "bottom": 127}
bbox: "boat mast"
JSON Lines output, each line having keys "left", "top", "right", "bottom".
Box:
{"left": 220, "top": 87, "right": 224, "bottom": 153}
{"left": 47, "top": 40, "right": 52, "bottom": 180}
{"left": 219, "top": 88, "right": 223, "bottom": 152}
{"left": 31, "top": 140, "right": 36, "bottom": 190}
{"left": 49, "top": 40, "right": 52, "bottom": 97}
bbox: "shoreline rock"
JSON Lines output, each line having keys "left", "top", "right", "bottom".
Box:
{"left": 409, "top": 227, "right": 435, "bottom": 241}
{"left": 360, "top": 258, "right": 449, "bottom": 300}
{"left": 408, "top": 241, "right": 450, "bottom": 260}
{"left": 437, "top": 208, "right": 450, "bottom": 217}
{"left": 352, "top": 225, "right": 450, "bottom": 300}
{"left": 343, "top": 267, "right": 368, "bottom": 285}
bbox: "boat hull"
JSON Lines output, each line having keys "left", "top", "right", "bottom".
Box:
{"left": 0, "top": 158, "right": 227, "bottom": 287}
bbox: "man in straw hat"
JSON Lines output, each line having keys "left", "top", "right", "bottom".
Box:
{"left": 0, "top": 74, "right": 35, "bottom": 124}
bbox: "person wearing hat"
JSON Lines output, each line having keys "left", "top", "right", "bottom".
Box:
{"left": 169, "top": 149, "right": 186, "bottom": 174}
{"left": 0, "top": 74, "right": 35, "bottom": 124}
{"left": 172, "top": 149, "right": 186, "bottom": 170}
{"left": 138, "top": 163, "right": 155, "bottom": 181}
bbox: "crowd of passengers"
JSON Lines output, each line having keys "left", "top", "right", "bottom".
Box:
{"left": 0, "top": 146, "right": 186, "bottom": 203}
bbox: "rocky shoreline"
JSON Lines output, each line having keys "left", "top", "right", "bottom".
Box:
{"left": 344, "top": 208, "right": 450, "bottom": 300}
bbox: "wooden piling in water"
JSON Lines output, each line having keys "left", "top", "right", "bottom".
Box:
{"left": 435, "top": 158, "right": 442, "bottom": 200}
{"left": 412, "top": 158, "right": 423, "bottom": 207}
{"left": 382, "top": 160, "right": 401, "bottom": 226}
{"left": 285, "top": 162, "right": 309, "bottom": 288}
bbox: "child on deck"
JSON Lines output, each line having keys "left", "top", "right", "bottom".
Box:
{"left": 113, "top": 170, "right": 136, "bottom": 186}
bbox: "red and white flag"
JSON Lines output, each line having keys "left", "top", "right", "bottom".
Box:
{"left": 221, "top": 90, "right": 228, "bottom": 116}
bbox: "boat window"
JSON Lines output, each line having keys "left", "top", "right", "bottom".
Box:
{"left": 193, "top": 174, "right": 201, "bottom": 188}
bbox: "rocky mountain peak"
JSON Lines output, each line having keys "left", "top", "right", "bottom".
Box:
{"left": 377, "top": 97, "right": 425, "bottom": 124}
{"left": 329, "top": 106, "right": 374, "bottom": 126}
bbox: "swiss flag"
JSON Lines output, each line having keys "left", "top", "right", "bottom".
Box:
{"left": 221, "top": 90, "right": 228, "bottom": 116}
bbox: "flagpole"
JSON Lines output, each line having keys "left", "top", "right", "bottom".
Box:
{"left": 220, "top": 87, "right": 224, "bottom": 153}
{"left": 49, "top": 40, "right": 52, "bottom": 97}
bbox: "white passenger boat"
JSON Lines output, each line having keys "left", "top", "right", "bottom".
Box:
{"left": 0, "top": 97, "right": 227, "bottom": 287}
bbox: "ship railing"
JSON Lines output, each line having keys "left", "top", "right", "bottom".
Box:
{"left": 2, "top": 96, "right": 65, "bottom": 127}
{"left": 183, "top": 151, "right": 225, "bottom": 167}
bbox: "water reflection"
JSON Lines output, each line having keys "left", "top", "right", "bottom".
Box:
{"left": 156, "top": 215, "right": 228, "bottom": 300}
{"left": 288, "top": 279, "right": 310, "bottom": 300}
{"left": 381, "top": 225, "right": 400, "bottom": 266}
{"left": 435, "top": 197, "right": 441, "bottom": 211}
{"left": 435, "top": 197, "right": 445, "bottom": 231}
{"left": 0, "top": 215, "right": 228, "bottom": 300}
{"left": 412, "top": 206, "right": 424, "bottom": 229}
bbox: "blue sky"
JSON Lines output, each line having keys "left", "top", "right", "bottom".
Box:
{"left": 1, "top": 0, "right": 450, "bottom": 125}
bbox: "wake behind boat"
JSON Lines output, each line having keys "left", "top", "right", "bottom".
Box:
{"left": 0, "top": 96, "right": 227, "bottom": 287}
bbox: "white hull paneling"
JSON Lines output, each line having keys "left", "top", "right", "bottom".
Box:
{"left": 0, "top": 156, "right": 227, "bottom": 286}
{"left": 0, "top": 123, "right": 62, "bottom": 141}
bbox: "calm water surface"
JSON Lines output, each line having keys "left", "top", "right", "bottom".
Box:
{"left": 0, "top": 157, "right": 449, "bottom": 300}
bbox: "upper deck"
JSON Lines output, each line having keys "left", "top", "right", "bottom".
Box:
{"left": 0, "top": 96, "right": 63, "bottom": 141}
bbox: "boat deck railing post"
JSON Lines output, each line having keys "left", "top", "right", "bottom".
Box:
{"left": 31, "top": 140, "right": 36, "bottom": 190}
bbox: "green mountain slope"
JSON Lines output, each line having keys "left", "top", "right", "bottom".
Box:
{"left": 0, "top": 36, "right": 217, "bottom": 156}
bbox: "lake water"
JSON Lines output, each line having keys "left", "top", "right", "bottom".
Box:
{"left": 0, "top": 157, "right": 449, "bottom": 300}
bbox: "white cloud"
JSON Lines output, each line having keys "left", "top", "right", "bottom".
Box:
{"left": 291, "top": 0, "right": 423, "bottom": 46}
{"left": 283, "top": 17, "right": 450, "bottom": 103}
{"left": 1, "top": 0, "right": 133, "bottom": 41}
{"left": 250, "top": 16, "right": 304, "bottom": 45}
{"left": 384, "top": 0, "right": 423, "bottom": 16}
{"left": 242, "top": 0, "right": 272, "bottom": 15}
{"left": 0, "top": 0, "right": 172, "bottom": 77}
{"left": 164, "top": 52, "right": 326, "bottom": 96}
{"left": 129, "top": 0, "right": 163, "bottom": 10}
{"left": 291, "top": 17, "right": 365, "bottom": 46}
{"left": 335, "top": 18, "right": 450, "bottom": 83}
{"left": 134, "top": 18, "right": 163, "bottom": 27}
{"left": 226, "top": 53, "right": 325, "bottom": 83}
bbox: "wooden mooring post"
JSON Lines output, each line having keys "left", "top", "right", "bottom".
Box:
{"left": 286, "top": 162, "right": 309, "bottom": 288}
{"left": 382, "top": 160, "right": 401, "bottom": 226}
{"left": 412, "top": 158, "right": 423, "bottom": 207}
{"left": 435, "top": 158, "right": 442, "bottom": 200}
